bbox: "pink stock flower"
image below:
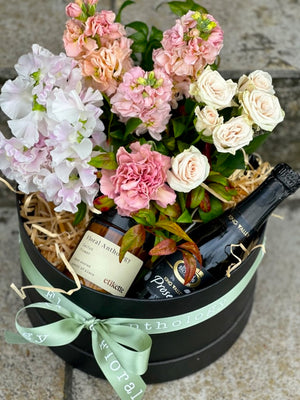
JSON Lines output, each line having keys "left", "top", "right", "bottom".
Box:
{"left": 80, "top": 37, "right": 133, "bottom": 96}
{"left": 111, "top": 67, "right": 173, "bottom": 140}
{"left": 63, "top": 19, "right": 90, "bottom": 58}
{"left": 85, "top": 10, "right": 126, "bottom": 43}
{"left": 100, "top": 142, "right": 176, "bottom": 216}
{"left": 153, "top": 11, "right": 223, "bottom": 102}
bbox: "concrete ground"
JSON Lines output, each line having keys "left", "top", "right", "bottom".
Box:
{"left": 0, "top": 0, "right": 299, "bottom": 399}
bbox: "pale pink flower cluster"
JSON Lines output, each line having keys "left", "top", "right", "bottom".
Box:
{"left": 0, "top": 45, "right": 106, "bottom": 212}
{"left": 100, "top": 142, "right": 176, "bottom": 216}
{"left": 63, "top": 3, "right": 133, "bottom": 96}
{"left": 111, "top": 67, "right": 173, "bottom": 140}
{"left": 153, "top": 11, "right": 223, "bottom": 103}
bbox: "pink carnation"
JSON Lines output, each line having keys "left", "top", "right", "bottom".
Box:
{"left": 100, "top": 142, "right": 176, "bottom": 216}
{"left": 110, "top": 66, "right": 173, "bottom": 140}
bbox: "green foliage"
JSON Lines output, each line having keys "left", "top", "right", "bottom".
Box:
{"left": 72, "top": 202, "right": 87, "bottom": 226}
{"left": 119, "top": 224, "right": 146, "bottom": 262}
{"left": 127, "top": 21, "right": 163, "bottom": 70}
{"left": 162, "top": 0, "right": 208, "bottom": 16}
{"left": 199, "top": 195, "right": 224, "bottom": 223}
{"left": 88, "top": 152, "right": 118, "bottom": 170}
{"left": 115, "top": 0, "right": 135, "bottom": 23}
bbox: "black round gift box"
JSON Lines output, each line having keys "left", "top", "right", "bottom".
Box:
{"left": 18, "top": 204, "right": 265, "bottom": 384}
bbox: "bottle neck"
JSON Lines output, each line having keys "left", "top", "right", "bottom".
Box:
{"left": 229, "top": 174, "right": 290, "bottom": 231}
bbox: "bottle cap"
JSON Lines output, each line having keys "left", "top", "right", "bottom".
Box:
{"left": 272, "top": 163, "right": 300, "bottom": 194}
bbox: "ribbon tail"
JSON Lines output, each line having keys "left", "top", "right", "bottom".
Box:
{"left": 5, "top": 331, "right": 29, "bottom": 344}
{"left": 91, "top": 330, "right": 146, "bottom": 400}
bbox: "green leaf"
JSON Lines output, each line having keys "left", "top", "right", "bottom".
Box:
{"left": 149, "top": 238, "right": 177, "bottom": 256}
{"left": 208, "top": 182, "right": 237, "bottom": 201}
{"left": 165, "top": 0, "right": 208, "bottom": 16}
{"left": 115, "top": 0, "right": 135, "bottom": 23}
{"left": 213, "top": 150, "right": 245, "bottom": 177}
{"left": 154, "top": 202, "right": 181, "bottom": 219}
{"left": 126, "top": 21, "right": 149, "bottom": 38}
{"left": 206, "top": 171, "right": 229, "bottom": 186}
{"left": 243, "top": 132, "right": 272, "bottom": 154}
{"left": 149, "top": 26, "right": 163, "bottom": 42}
{"left": 88, "top": 152, "right": 118, "bottom": 170}
{"left": 172, "top": 119, "right": 186, "bottom": 138}
{"left": 119, "top": 224, "right": 146, "bottom": 263}
{"left": 177, "top": 191, "right": 186, "bottom": 213}
{"left": 163, "top": 136, "right": 176, "bottom": 151}
{"left": 199, "top": 195, "right": 224, "bottom": 223}
{"left": 125, "top": 117, "right": 142, "bottom": 137}
{"left": 177, "top": 140, "right": 190, "bottom": 153}
{"left": 189, "top": 185, "right": 205, "bottom": 208}
{"left": 176, "top": 208, "right": 193, "bottom": 223}
{"left": 131, "top": 208, "right": 157, "bottom": 226}
{"left": 73, "top": 202, "right": 87, "bottom": 226}
{"left": 109, "top": 129, "right": 125, "bottom": 140}
{"left": 155, "top": 220, "right": 193, "bottom": 242}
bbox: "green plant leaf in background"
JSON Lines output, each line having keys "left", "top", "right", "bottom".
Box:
{"left": 115, "top": 0, "right": 135, "bottom": 23}
{"left": 163, "top": 0, "right": 208, "bottom": 16}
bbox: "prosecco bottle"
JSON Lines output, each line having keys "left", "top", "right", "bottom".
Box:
{"left": 133, "top": 163, "right": 300, "bottom": 299}
{"left": 68, "top": 208, "right": 148, "bottom": 297}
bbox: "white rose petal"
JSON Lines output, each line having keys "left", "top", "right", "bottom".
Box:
{"left": 190, "top": 66, "right": 237, "bottom": 110}
{"left": 241, "top": 89, "right": 284, "bottom": 131}
{"left": 195, "top": 105, "right": 223, "bottom": 136}
{"left": 167, "top": 145, "right": 210, "bottom": 193}
{"left": 238, "top": 70, "right": 275, "bottom": 94}
{"left": 212, "top": 116, "right": 254, "bottom": 155}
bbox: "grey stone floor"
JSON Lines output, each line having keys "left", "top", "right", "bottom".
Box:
{"left": 0, "top": 0, "right": 300, "bottom": 399}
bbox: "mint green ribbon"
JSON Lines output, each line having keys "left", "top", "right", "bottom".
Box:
{"left": 6, "top": 239, "right": 266, "bottom": 400}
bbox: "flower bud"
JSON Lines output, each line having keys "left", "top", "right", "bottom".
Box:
{"left": 65, "top": 3, "right": 82, "bottom": 18}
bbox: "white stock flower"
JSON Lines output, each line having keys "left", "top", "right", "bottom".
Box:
{"left": 190, "top": 66, "right": 237, "bottom": 110}
{"left": 238, "top": 70, "right": 275, "bottom": 94}
{"left": 167, "top": 145, "right": 210, "bottom": 193}
{"left": 241, "top": 89, "right": 284, "bottom": 131}
{"left": 195, "top": 105, "right": 223, "bottom": 136}
{"left": 212, "top": 116, "right": 254, "bottom": 155}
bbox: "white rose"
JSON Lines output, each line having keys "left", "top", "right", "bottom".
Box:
{"left": 212, "top": 116, "right": 254, "bottom": 155}
{"left": 195, "top": 105, "right": 223, "bottom": 136}
{"left": 190, "top": 66, "right": 237, "bottom": 110}
{"left": 238, "top": 70, "right": 275, "bottom": 94}
{"left": 167, "top": 145, "right": 210, "bottom": 193}
{"left": 241, "top": 89, "right": 284, "bottom": 131}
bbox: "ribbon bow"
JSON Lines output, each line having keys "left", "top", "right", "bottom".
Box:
{"left": 5, "top": 242, "right": 152, "bottom": 400}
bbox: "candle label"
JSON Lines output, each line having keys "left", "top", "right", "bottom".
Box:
{"left": 69, "top": 231, "right": 143, "bottom": 296}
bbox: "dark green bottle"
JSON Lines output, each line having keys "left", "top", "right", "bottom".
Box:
{"left": 133, "top": 163, "right": 300, "bottom": 299}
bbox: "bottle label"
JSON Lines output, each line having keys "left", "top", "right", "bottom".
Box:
{"left": 227, "top": 213, "right": 252, "bottom": 237}
{"left": 69, "top": 231, "right": 143, "bottom": 297}
{"left": 142, "top": 252, "right": 216, "bottom": 299}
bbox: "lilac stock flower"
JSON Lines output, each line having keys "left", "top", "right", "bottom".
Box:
{"left": 0, "top": 45, "right": 106, "bottom": 212}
